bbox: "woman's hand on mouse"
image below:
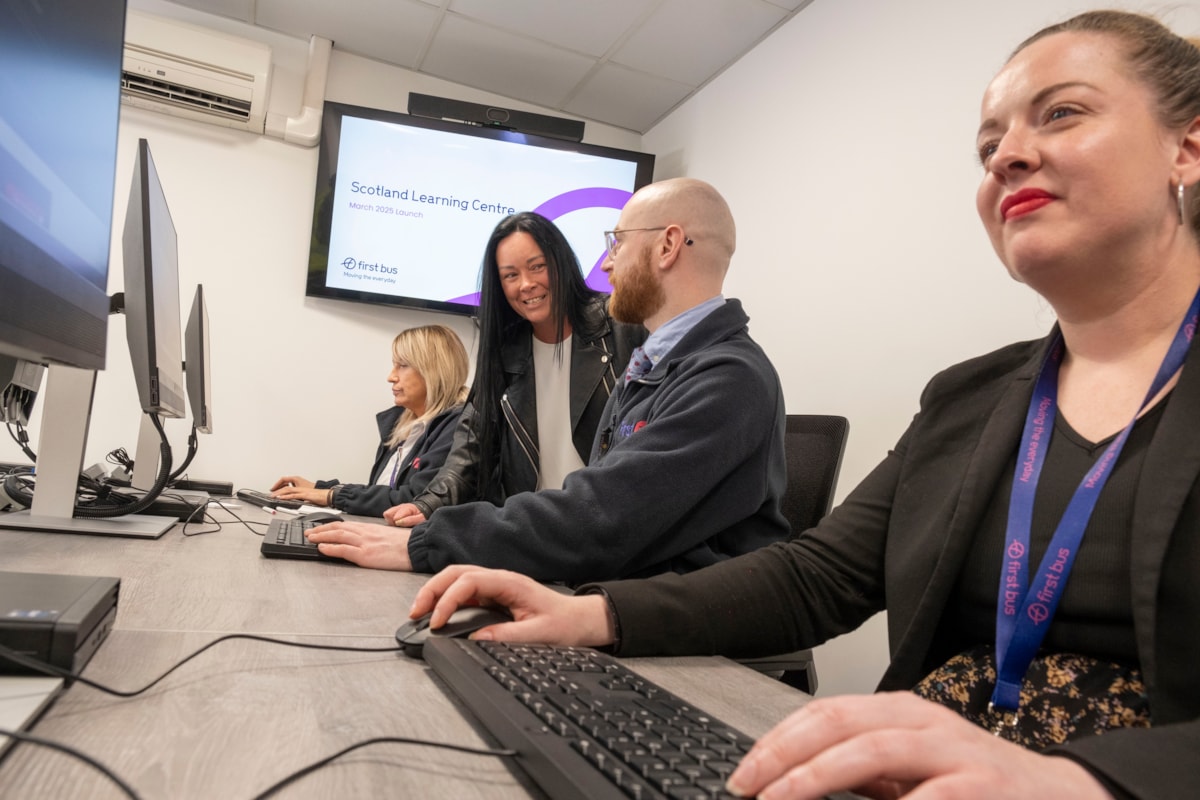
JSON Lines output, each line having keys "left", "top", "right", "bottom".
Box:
{"left": 411, "top": 566, "right": 615, "bottom": 648}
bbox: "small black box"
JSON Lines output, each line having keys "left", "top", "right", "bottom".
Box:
{"left": 0, "top": 572, "right": 119, "bottom": 674}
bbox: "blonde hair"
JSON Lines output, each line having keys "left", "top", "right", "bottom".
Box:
{"left": 387, "top": 325, "right": 469, "bottom": 447}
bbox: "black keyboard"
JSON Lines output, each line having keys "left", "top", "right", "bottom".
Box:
{"left": 237, "top": 488, "right": 303, "bottom": 511}
{"left": 423, "top": 638, "right": 756, "bottom": 800}
{"left": 260, "top": 517, "right": 340, "bottom": 560}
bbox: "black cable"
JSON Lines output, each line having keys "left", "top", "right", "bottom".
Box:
{"left": 0, "top": 634, "right": 403, "bottom": 698}
{"left": 6, "top": 420, "right": 37, "bottom": 462}
{"left": 168, "top": 426, "right": 198, "bottom": 483}
{"left": 178, "top": 495, "right": 221, "bottom": 537}
{"left": 249, "top": 736, "right": 517, "bottom": 800}
{"left": 106, "top": 446, "right": 134, "bottom": 471}
{"left": 0, "top": 727, "right": 142, "bottom": 799}
{"left": 0, "top": 635, "right": 517, "bottom": 799}
{"left": 2, "top": 414, "right": 175, "bottom": 518}
{"left": 208, "top": 498, "right": 270, "bottom": 535}
{"left": 74, "top": 414, "right": 173, "bottom": 518}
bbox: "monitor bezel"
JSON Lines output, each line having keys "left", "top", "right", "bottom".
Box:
{"left": 305, "top": 100, "right": 655, "bottom": 317}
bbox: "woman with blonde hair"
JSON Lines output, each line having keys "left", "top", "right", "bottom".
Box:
{"left": 271, "top": 324, "right": 469, "bottom": 517}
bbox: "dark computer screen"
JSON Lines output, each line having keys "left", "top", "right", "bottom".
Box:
{"left": 184, "top": 284, "right": 213, "bottom": 434}
{"left": 0, "top": 0, "right": 126, "bottom": 371}
{"left": 122, "top": 138, "right": 186, "bottom": 419}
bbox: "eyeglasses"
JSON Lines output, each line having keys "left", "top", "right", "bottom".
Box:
{"left": 603, "top": 226, "right": 693, "bottom": 258}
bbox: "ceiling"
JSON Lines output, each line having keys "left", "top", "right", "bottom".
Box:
{"left": 167, "top": 0, "right": 814, "bottom": 134}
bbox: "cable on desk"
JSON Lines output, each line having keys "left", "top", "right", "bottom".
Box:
{"left": 208, "top": 497, "right": 271, "bottom": 535}
{"left": 0, "top": 635, "right": 404, "bottom": 698}
{"left": 249, "top": 736, "right": 517, "bottom": 799}
{"left": 0, "top": 727, "right": 141, "bottom": 800}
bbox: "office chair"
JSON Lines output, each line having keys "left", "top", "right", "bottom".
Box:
{"left": 738, "top": 414, "right": 849, "bottom": 694}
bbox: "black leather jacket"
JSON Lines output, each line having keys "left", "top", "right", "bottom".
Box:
{"left": 411, "top": 297, "right": 644, "bottom": 516}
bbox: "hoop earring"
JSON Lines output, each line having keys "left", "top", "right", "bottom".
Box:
{"left": 1178, "top": 181, "right": 1187, "bottom": 226}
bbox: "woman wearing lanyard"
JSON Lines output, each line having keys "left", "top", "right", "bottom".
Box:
{"left": 409, "top": 10, "right": 1200, "bottom": 799}
{"left": 270, "top": 324, "right": 469, "bottom": 517}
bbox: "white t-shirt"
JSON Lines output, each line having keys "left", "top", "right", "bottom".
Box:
{"left": 532, "top": 335, "right": 585, "bottom": 490}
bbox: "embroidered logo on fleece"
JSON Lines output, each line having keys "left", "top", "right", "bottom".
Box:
{"left": 618, "top": 420, "right": 648, "bottom": 439}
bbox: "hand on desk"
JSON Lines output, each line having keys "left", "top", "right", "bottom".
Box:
{"left": 384, "top": 502, "right": 427, "bottom": 527}
{"left": 306, "top": 521, "right": 413, "bottom": 570}
{"left": 726, "top": 692, "right": 1110, "bottom": 800}
{"left": 411, "top": 565, "right": 614, "bottom": 648}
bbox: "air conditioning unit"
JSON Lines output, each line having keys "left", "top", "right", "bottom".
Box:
{"left": 121, "top": 11, "right": 272, "bottom": 134}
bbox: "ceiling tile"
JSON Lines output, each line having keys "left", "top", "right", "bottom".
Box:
{"left": 255, "top": 0, "right": 441, "bottom": 70}
{"left": 564, "top": 63, "right": 692, "bottom": 134}
{"left": 447, "top": 0, "right": 653, "bottom": 58}
{"left": 613, "top": 0, "right": 786, "bottom": 86}
{"left": 422, "top": 13, "right": 596, "bottom": 108}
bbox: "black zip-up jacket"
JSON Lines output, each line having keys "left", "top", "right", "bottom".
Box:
{"left": 410, "top": 296, "right": 645, "bottom": 516}
{"left": 313, "top": 403, "right": 463, "bottom": 517}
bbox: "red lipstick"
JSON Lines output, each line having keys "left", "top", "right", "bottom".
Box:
{"left": 1001, "top": 188, "right": 1056, "bottom": 221}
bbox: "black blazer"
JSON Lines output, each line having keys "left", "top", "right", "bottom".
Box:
{"left": 315, "top": 404, "right": 464, "bottom": 517}
{"left": 597, "top": 331, "right": 1200, "bottom": 799}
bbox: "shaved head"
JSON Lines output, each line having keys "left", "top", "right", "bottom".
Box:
{"left": 626, "top": 178, "right": 736, "bottom": 268}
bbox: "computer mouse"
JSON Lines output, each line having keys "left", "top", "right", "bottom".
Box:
{"left": 395, "top": 605, "right": 514, "bottom": 659}
{"left": 298, "top": 511, "right": 343, "bottom": 525}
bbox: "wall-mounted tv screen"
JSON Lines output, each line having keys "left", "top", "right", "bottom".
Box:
{"left": 307, "top": 101, "right": 655, "bottom": 316}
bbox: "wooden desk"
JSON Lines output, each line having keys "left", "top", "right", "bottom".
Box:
{"left": 0, "top": 506, "right": 814, "bottom": 798}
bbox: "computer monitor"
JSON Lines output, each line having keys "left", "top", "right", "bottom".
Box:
{"left": 184, "top": 285, "right": 213, "bottom": 435}
{"left": 120, "top": 139, "right": 192, "bottom": 493}
{"left": 0, "top": 0, "right": 179, "bottom": 536}
{"left": 124, "top": 138, "right": 186, "bottom": 420}
{"left": 0, "top": 0, "right": 124, "bottom": 374}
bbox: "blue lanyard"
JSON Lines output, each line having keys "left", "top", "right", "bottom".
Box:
{"left": 992, "top": 289, "right": 1200, "bottom": 716}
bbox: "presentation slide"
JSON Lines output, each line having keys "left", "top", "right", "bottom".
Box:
{"left": 322, "top": 115, "right": 641, "bottom": 306}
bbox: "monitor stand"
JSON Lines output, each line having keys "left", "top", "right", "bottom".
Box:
{"left": 0, "top": 365, "right": 174, "bottom": 538}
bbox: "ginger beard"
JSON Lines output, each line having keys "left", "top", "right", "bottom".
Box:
{"left": 609, "top": 243, "right": 665, "bottom": 325}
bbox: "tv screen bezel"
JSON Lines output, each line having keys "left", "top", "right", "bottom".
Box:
{"left": 305, "top": 100, "right": 655, "bottom": 317}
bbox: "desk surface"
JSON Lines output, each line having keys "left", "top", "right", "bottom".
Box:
{"left": 0, "top": 506, "right": 814, "bottom": 799}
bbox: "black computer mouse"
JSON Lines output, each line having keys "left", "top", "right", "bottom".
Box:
{"left": 298, "top": 511, "right": 343, "bottom": 525}
{"left": 395, "top": 605, "right": 514, "bottom": 658}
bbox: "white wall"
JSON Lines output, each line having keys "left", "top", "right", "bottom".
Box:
{"left": 639, "top": 0, "right": 1200, "bottom": 695}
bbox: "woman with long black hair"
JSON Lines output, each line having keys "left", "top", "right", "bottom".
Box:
{"left": 386, "top": 212, "right": 644, "bottom": 526}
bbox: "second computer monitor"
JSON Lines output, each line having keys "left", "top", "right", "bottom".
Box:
{"left": 123, "top": 138, "right": 186, "bottom": 419}
{"left": 184, "top": 284, "right": 213, "bottom": 434}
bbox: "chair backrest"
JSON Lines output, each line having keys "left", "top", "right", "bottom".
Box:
{"left": 782, "top": 414, "right": 849, "bottom": 537}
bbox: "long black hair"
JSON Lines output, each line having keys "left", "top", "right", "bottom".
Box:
{"left": 471, "top": 211, "right": 603, "bottom": 498}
